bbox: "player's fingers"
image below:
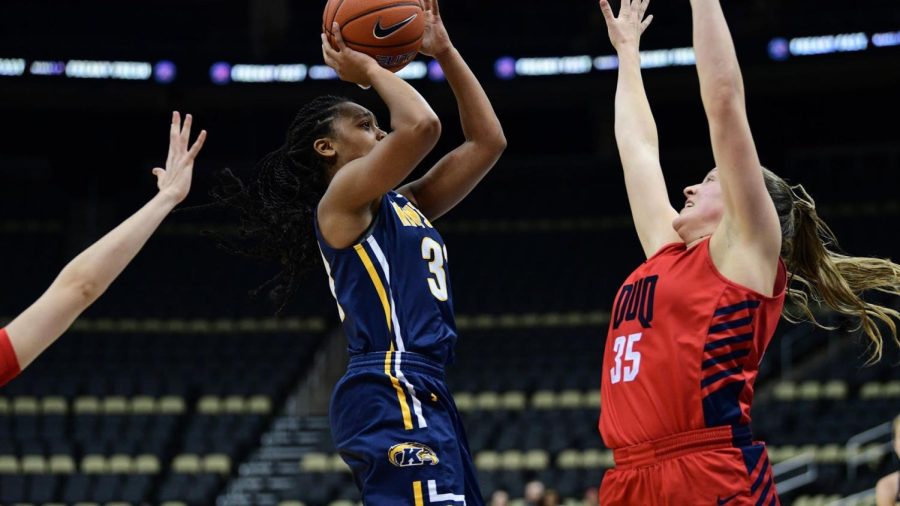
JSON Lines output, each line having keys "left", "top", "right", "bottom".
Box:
{"left": 168, "top": 111, "right": 180, "bottom": 159}
{"left": 188, "top": 130, "right": 208, "bottom": 158}
{"left": 170, "top": 111, "right": 180, "bottom": 143}
{"left": 321, "top": 34, "right": 340, "bottom": 61}
{"left": 152, "top": 167, "right": 165, "bottom": 181}
{"left": 321, "top": 46, "right": 337, "bottom": 69}
{"left": 640, "top": 0, "right": 650, "bottom": 21}
{"left": 180, "top": 114, "right": 193, "bottom": 146}
{"left": 323, "top": 54, "right": 338, "bottom": 73}
{"left": 641, "top": 14, "right": 654, "bottom": 33}
{"left": 171, "top": 111, "right": 180, "bottom": 130}
{"left": 331, "top": 22, "right": 347, "bottom": 50}
{"left": 598, "top": 0, "right": 615, "bottom": 23}
{"left": 430, "top": 0, "right": 440, "bottom": 16}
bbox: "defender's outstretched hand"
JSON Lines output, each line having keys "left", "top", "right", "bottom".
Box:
{"left": 599, "top": 0, "right": 653, "bottom": 52}
{"left": 2, "top": 113, "right": 209, "bottom": 378}
{"left": 153, "top": 111, "right": 207, "bottom": 205}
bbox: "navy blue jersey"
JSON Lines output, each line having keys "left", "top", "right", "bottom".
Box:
{"left": 316, "top": 191, "right": 458, "bottom": 366}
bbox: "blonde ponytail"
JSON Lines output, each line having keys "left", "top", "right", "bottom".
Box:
{"left": 763, "top": 169, "right": 900, "bottom": 363}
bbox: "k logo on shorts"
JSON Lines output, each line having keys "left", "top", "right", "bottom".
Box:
{"left": 388, "top": 442, "right": 440, "bottom": 467}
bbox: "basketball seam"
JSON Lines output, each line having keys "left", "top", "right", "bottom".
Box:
{"left": 342, "top": 33, "right": 424, "bottom": 49}
{"left": 324, "top": 0, "right": 349, "bottom": 34}
{"left": 338, "top": 2, "right": 423, "bottom": 31}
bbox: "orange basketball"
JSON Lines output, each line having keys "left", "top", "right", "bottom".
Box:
{"left": 323, "top": 0, "right": 425, "bottom": 73}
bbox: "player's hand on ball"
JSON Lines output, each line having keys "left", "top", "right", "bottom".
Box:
{"left": 420, "top": 0, "right": 452, "bottom": 58}
{"left": 322, "top": 23, "right": 380, "bottom": 87}
{"left": 599, "top": 0, "right": 654, "bottom": 52}
{"left": 153, "top": 111, "right": 207, "bottom": 205}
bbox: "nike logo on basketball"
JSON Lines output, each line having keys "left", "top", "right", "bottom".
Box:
{"left": 373, "top": 14, "right": 417, "bottom": 39}
{"left": 717, "top": 493, "right": 740, "bottom": 505}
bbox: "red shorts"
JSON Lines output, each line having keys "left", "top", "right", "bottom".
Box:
{"left": 600, "top": 426, "right": 780, "bottom": 505}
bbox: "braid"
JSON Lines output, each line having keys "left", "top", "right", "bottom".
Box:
{"left": 211, "top": 95, "right": 348, "bottom": 312}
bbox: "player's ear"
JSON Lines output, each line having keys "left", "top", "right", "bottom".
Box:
{"left": 314, "top": 137, "right": 337, "bottom": 158}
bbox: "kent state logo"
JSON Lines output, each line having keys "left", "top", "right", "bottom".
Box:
{"left": 388, "top": 442, "right": 440, "bottom": 467}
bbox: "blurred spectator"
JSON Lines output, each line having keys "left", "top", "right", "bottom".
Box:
{"left": 524, "top": 480, "right": 546, "bottom": 505}
{"left": 540, "top": 488, "right": 561, "bottom": 506}
{"left": 583, "top": 486, "right": 599, "bottom": 506}
{"left": 490, "top": 489, "right": 510, "bottom": 506}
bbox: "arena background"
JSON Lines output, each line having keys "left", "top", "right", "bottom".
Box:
{"left": 1, "top": 0, "right": 898, "bottom": 504}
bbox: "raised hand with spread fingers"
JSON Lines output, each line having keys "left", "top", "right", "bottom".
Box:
{"left": 599, "top": 0, "right": 653, "bottom": 52}
{"left": 153, "top": 111, "right": 207, "bottom": 205}
{"left": 1, "top": 113, "right": 207, "bottom": 384}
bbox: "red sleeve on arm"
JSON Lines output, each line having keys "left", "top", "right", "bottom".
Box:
{"left": 0, "top": 328, "right": 22, "bottom": 387}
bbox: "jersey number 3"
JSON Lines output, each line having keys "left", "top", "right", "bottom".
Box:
{"left": 422, "top": 237, "right": 449, "bottom": 301}
{"left": 610, "top": 333, "right": 642, "bottom": 384}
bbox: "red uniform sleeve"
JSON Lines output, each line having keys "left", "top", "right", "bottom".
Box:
{"left": 0, "top": 328, "right": 22, "bottom": 387}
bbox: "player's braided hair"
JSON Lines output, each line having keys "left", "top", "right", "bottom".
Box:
{"left": 762, "top": 168, "right": 900, "bottom": 363}
{"left": 211, "top": 95, "right": 349, "bottom": 311}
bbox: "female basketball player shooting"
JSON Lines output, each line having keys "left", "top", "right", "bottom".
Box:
{"left": 597, "top": 0, "right": 900, "bottom": 502}
{"left": 1, "top": 113, "right": 206, "bottom": 387}
{"left": 212, "top": 0, "right": 505, "bottom": 502}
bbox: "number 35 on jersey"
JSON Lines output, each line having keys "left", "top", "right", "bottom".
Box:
{"left": 610, "top": 332, "right": 642, "bottom": 384}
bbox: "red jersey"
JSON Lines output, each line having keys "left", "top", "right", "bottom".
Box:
{"left": 0, "top": 328, "right": 21, "bottom": 387}
{"left": 599, "top": 238, "right": 787, "bottom": 449}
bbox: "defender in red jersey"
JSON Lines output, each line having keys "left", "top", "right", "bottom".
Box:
{"left": 0, "top": 328, "right": 20, "bottom": 386}
{"left": 1, "top": 113, "right": 205, "bottom": 388}
{"left": 599, "top": 239, "right": 786, "bottom": 504}
{"left": 596, "top": 0, "right": 900, "bottom": 503}
{"left": 601, "top": 240, "right": 786, "bottom": 449}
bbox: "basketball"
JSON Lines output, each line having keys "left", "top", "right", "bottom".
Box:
{"left": 323, "top": 0, "right": 426, "bottom": 72}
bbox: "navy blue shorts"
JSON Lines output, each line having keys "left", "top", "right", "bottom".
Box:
{"left": 330, "top": 351, "right": 484, "bottom": 505}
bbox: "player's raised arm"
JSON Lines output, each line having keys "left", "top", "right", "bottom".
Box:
{"left": 689, "top": 0, "right": 781, "bottom": 262}
{"left": 318, "top": 24, "right": 441, "bottom": 224}
{"left": 2, "top": 113, "right": 206, "bottom": 382}
{"left": 599, "top": 0, "right": 680, "bottom": 258}
{"left": 397, "top": 0, "right": 507, "bottom": 221}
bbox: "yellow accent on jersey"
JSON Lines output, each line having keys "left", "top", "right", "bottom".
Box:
{"left": 354, "top": 244, "right": 392, "bottom": 331}
{"left": 385, "top": 348, "right": 414, "bottom": 430}
{"left": 392, "top": 201, "right": 433, "bottom": 229}
{"left": 413, "top": 480, "right": 425, "bottom": 506}
{"left": 354, "top": 244, "right": 413, "bottom": 430}
{"left": 392, "top": 202, "right": 413, "bottom": 227}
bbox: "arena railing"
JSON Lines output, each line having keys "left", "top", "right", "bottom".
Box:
{"left": 846, "top": 421, "right": 893, "bottom": 481}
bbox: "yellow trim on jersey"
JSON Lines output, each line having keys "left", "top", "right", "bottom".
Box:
{"left": 385, "top": 347, "right": 414, "bottom": 430}
{"left": 354, "top": 244, "right": 392, "bottom": 331}
{"left": 354, "top": 245, "right": 413, "bottom": 430}
{"left": 413, "top": 481, "right": 425, "bottom": 506}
